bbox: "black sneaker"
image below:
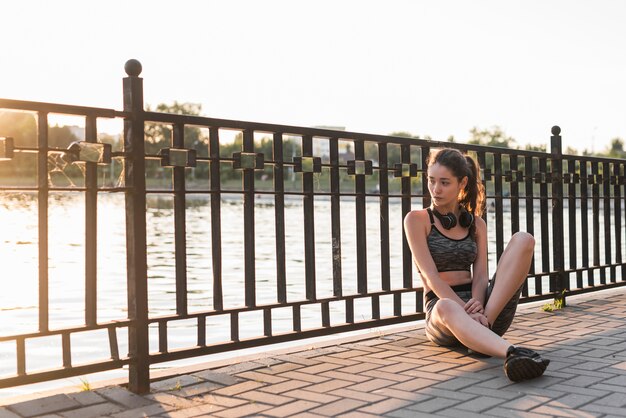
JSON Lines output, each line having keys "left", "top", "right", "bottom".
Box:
{"left": 503, "top": 346, "right": 550, "bottom": 382}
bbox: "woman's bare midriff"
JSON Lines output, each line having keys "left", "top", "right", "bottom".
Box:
{"left": 422, "top": 270, "right": 472, "bottom": 296}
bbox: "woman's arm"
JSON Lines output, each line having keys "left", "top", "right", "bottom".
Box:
{"left": 470, "top": 216, "right": 489, "bottom": 308}
{"left": 403, "top": 210, "right": 467, "bottom": 308}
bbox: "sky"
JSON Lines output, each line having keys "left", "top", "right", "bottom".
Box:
{"left": 1, "top": 0, "right": 626, "bottom": 153}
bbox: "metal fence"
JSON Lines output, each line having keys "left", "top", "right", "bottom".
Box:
{"left": 0, "top": 59, "right": 624, "bottom": 393}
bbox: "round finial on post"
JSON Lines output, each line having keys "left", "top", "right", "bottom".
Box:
{"left": 124, "top": 59, "right": 142, "bottom": 77}
{"left": 551, "top": 125, "right": 561, "bottom": 136}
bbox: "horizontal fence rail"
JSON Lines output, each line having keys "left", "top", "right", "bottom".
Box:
{"left": 0, "top": 60, "right": 625, "bottom": 393}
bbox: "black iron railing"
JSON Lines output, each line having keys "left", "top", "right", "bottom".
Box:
{"left": 0, "top": 59, "right": 625, "bottom": 393}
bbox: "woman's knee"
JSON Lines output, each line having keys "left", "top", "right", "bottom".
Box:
{"left": 432, "top": 298, "right": 462, "bottom": 324}
{"left": 510, "top": 231, "right": 535, "bottom": 253}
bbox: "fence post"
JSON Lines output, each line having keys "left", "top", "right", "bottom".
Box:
{"left": 123, "top": 59, "right": 150, "bottom": 393}
{"left": 551, "top": 125, "right": 566, "bottom": 307}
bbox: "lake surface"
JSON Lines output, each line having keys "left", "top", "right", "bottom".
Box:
{"left": 0, "top": 192, "right": 621, "bottom": 396}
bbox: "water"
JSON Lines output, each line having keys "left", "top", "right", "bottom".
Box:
{"left": 0, "top": 193, "right": 622, "bottom": 396}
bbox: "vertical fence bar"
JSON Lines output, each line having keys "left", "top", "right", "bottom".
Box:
{"left": 209, "top": 127, "right": 223, "bottom": 310}
{"left": 616, "top": 162, "right": 623, "bottom": 282}
{"left": 401, "top": 144, "right": 412, "bottom": 288}
{"left": 273, "top": 132, "right": 287, "bottom": 303}
{"left": 378, "top": 143, "right": 390, "bottom": 291}
{"left": 16, "top": 338, "right": 25, "bottom": 376}
{"left": 550, "top": 127, "right": 565, "bottom": 303}
{"left": 494, "top": 152, "right": 504, "bottom": 259}
{"left": 197, "top": 316, "right": 206, "bottom": 347}
{"left": 568, "top": 159, "right": 578, "bottom": 289}
{"left": 302, "top": 135, "right": 316, "bottom": 300}
{"left": 243, "top": 129, "right": 256, "bottom": 307}
{"left": 330, "top": 137, "right": 342, "bottom": 297}
{"left": 524, "top": 155, "right": 535, "bottom": 297}
{"left": 603, "top": 161, "right": 612, "bottom": 283}
{"left": 355, "top": 140, "right": 367, "bottom": 294}
{"left": 85, "top": 116, "right": 98, "bottom": 326}
{"left": 37, "top": 112, "right": 49, "bottom": 332}
{"left": 539, "top": 157, "right": 550, "bottom": 294}
{"left": 123, "top": 60, "right": 150, "bottom": 394}
{"left": 509, "top": 155, "right": 519, "bottom": 234}
{"left": 173, "top": 123, "right": 188, "bottom": 315}
{"left": 108, "top": 326, "right": 120, "bottom": 360}
{"left": 62, "top": 333, "right": 71, "bottom": 368}
{"left": 580, "top": 161, "right": 591, "bottom": 286}
{"left": 592, "top": 161, "right": 600, "bottom": 285}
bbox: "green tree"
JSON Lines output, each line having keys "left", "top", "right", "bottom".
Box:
{"left": 467, "top": 126, "right": 516, "bottom": 149}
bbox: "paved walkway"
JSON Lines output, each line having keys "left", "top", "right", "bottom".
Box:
{"left": 2, "top": 288, "right": 626, "bottom": 417}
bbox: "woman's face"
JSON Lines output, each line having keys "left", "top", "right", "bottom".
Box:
{"left": 427, "top": 163, "right": 467, "bottom": 209}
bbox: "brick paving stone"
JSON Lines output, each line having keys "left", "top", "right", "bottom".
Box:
{"left": 371, "top": 387, "right": 431, "bottom": 402}
{"left": 487, "top": 406, "right": 554, "bottom": 418}
{"left": 272, "top": 354, "right": 322, "bottom": 366}
{"left": 375, "top": 362, "right": 420, "bottom": 374}
{"left": 110, "top": 402, "right": 175, "bottom": 418}
{"left": 212, "top": 380, "right": 265, "bottom": 396}
{"left": 499, "top": 395, "right": 550, "bottom": 410}
{"left": 330, "top": 350, "right": 373, "bottom": 359}
{"left": 436, "top": 407, "right": 496, "bottom": 418}
{"left": 452, "top": 395, "right": 504, "bottom": 412}
{"left": 58, "top": 402, "right": 125, "bottom": 418}
{"left": 357, "top": 398, "right": 413, "bottom": 415}
{"left": 278, "top": 370, "right": 331, "bottom": 383}
{"left": 144, "top": 392, "right": 203, "bottom": 409}
{"left": 262, "top": 362, "right": 303, "bottom": 374}
{"left": 416, "top": 387, "right": 477, "bottom": 402}
{"left": 348, "top": 377, "right": 396, "bottom": 393}
{"left": 319, "top": 370, "right": 370, "bottom": 383}
{"left": 151, "top": 374, "right": 204, "bottom": 392}
{"left": 258, "top": 379, "right": 311, "bottom": 394}
{"left": 546, "top": 393, "right": 598, "bottom": 409}
{"left": 262, "top": 400, "right": 320, "bottom": 417}
{"left": 163, "top": 403, "right": 225, "bottom": 418}
{"left": 589, "top": 383, "right": 626, "bottom": 394}
{"left": 337, "top": 411, "right": 380, "bottom": 418}
{"left": 399, "top": 369, "right": 453, "bottom": 382}
{"left": 310, "top": 398, "right": 367, "bottom": 416}
{"left": 282, "top": 389, "right": 339, "bottom": 404}
{"left": 169, "top": 380, "right": 223, "bottom": 397}
{"left": 318, "top": 356, "right": 359, "bottom": 366}
{"left": 532, "top": 405, "right": 600, "bottom": 417}
{"left": 212, "top": 401, "right": 273, "bottom": 418}
{"left": 361, "top": 369, "right": 413, "bottom": 383}
{"left": 460, "top": 385, "right": 521, "bottom": 400}
{"left": 8, "top": 394, "right": 81, "bottom": 418}
{"left": 236, "top": 390, "right": 293, "bottom": 406}
{"left": 189, "top": 393, "right": 247, "bottom": 408}
{"left": 338, "top": 362, "right": 381, "bottom": 374}
{"left": 191, "top": 370, "right": 242, "bottom": 385}
{"left": 0, "top": 408, "right": 20, "bottom": 418}
{"left": 295, "top": 363, "right": 341, "bottom": 375}
{"left": 329, "top": 388, "right": 386, "bottom": 403}
{"left": 388, "top": 377, "right": 440, "bottom": 392}
{"left": 405, "top": 397, "right": 462, "bottom": 413}
{"left": 213, "top": 361, "right": 267, "bottom": 375}
{"left": 596, "top": 392, "right": 626, "bottom": 407}
{"left": 386, "top": 409, "right": 439, "bottom": 418}
{"left": 238, "top": 370, "right": 287, "bottom": 384}
{"left": 96, "top": 386, "right": 154, "bottom": 409}
{"left": 305, "top": 379, "right": 353, "bottom": 393}
{"left": 581, "top": 403, "right": 626, "bottom": 416}
{"left": 433, "top": 376, "right": 481, "bottom": 391}
{"left": 66, "top": 391, "right": 106, "bottom": 406}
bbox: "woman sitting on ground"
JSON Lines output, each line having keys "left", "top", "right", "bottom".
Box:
{"left": 404, "top": 148, "right": 549, "bottom": 382}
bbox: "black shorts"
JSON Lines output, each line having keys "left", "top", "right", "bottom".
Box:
{"left": 424, "top": 275, "right": 522, "bottom": 347}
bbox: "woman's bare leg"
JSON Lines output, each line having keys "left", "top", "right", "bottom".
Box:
{"left": 483, "top": 232, "right": 535, "bottom": 326}
{"left": 429, "top": 299, "right": 510, "bottom": 357}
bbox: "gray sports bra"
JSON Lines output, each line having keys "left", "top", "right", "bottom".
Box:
{"left": 426, "top": 208, "right": 477, "bottom": 272}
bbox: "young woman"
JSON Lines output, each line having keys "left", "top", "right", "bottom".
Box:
{"left": 404, "top": 148, "right": 549, "bottom": 382}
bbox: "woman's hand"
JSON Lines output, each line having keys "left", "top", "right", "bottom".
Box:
{"left": 464, "top": 298, "right": 484, "bottom": 314}
{"left": 469, "top": 312, "right": 489, "bottom": 327}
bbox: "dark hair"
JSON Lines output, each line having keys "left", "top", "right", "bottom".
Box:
{"left": 426, "top": 148, "right": 486, "bottom": 217}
